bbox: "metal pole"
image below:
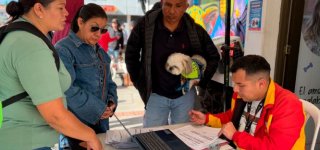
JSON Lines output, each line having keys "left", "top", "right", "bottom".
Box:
{"left": 222, "top": 0, "right": 231, "bottom": 112}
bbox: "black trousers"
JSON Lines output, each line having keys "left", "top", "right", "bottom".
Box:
{"left": 67, "top": 137, "right": 86, "bottom": 150}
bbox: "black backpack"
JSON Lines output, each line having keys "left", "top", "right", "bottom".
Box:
{"left": 0, "top": 21, "right": 60, "bottom": 108}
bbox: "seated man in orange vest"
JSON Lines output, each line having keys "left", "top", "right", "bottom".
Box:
{"left": 189, "top": 55, "right": 305, "bottom": 150}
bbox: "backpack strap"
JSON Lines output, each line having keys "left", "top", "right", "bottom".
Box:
{"left": 1, "top": 22, "right": 60, "bottom": 108}
{"left": 0, "top": 21, "right": 60, "bottom": 70}
{"left": 2, "top": 92, "right": 28, "bottom": 108}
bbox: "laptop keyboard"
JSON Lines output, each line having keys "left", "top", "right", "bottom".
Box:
{"left": 134, "top": 131, "right": 172, "bottom": 150}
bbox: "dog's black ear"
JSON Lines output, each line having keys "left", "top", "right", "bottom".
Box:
{"left": 182, "top": 58, "right": 193, "bottom": 74}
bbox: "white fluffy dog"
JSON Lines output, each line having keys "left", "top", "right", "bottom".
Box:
{"left": 165, "top": 53, "right": 206, "bottom": 92}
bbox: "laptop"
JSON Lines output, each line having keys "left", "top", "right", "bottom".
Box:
{"left": 114, "top": 114, "right": 191, "bottom": 150}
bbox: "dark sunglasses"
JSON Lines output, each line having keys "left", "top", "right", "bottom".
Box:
{"left": 90, "top": 26, "right": 108, "bottom": 34}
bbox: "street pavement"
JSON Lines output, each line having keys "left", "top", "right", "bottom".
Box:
{"left": 109, "top": 75, "right": 145, "bottom": 130}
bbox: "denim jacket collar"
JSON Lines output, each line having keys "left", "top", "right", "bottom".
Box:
{"left": 68, "top": 30, "right": 87, "bottom": 48}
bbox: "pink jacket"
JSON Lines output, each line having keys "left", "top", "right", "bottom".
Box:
{"left": 52, "top": 0, "right": 84, "bottom": 44}
{"left": 98, "top": 32, "right": 118, "bottom": 53}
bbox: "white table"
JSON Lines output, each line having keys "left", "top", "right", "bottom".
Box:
{"left": 98, "top": 123, "right": 234, "bottom": 150}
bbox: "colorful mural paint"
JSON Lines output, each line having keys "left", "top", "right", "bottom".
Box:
{"left": 186, "top": 5, "right": 206, "bottom": 29}
{"left": 0, "top": 0, "right": 15, "bottom": 5}
{"left": 0, "top": 0, "right": 17, "bottom": 26}
{"left": 187, "top": 0, "right": 248, "bottom": 43}
{"left": 1, "top": 0, "right": 248, "bottom": 43}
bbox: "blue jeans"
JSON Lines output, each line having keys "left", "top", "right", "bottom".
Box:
{"left": 144, "top": 88, "right": 195, "bottom": 127}
{"left": 108, "top": 49, "right": 119, "bottom": 62}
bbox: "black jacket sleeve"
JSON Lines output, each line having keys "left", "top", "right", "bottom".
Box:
{"left": 117, "top": 30, "right": 124, "bottom": 50}
{"left": 196, "top": 25, "right": 220, "bottom": 88}
{"left": 125, "top": 18, "right": 145, "bottom": 84}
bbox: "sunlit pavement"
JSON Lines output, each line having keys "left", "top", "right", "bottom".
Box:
{"left": 109, "top": 75, "right": 145, "bottom": 130}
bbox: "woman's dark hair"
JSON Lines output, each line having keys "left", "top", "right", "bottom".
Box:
{"left": 71, "top": 3, "right": 108, "bottom": 33}
{"left": 6, "top": 0, "right": 54, "bottom": 23}
{"left": 111, "top": 18, "right": 121, "bottom": 30}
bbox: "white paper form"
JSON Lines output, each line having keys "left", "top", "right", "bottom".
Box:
{"left": 171, "top": 125, "right": 220, "bottom": 150}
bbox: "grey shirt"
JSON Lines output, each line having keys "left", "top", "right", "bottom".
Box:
{"left": 108, "top": 27, "right": 123, "bottom": 50}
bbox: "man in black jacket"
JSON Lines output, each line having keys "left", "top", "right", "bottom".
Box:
{"left": 125, "top": 0, "right": 220, "bottom": 127}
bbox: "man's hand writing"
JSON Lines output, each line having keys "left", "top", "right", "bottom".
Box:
{"left": 189, "top": 109, "right": 206, "bottom": 125}
{"left": 219, "top": 122, "right": 236, "bottom": 140}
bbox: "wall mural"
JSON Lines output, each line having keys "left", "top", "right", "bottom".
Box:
{"left": 0, "top": 0, "right": 248, "bottom": 43}
{"left": 0, "top": 0, "right": 18, "bottom": 26}
{"left": 0, "top": 0, "right": 15, "bottom": 5}
{"left": 186, "top": 0, "right": 248, "bottom": 43}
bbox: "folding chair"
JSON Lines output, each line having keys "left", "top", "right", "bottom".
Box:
{"left": 300, "top": 99, "right": 320, "bottom": 150}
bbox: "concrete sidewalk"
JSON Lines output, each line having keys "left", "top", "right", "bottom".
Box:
{"left": 110, "top": 76, "right": 145, "bottom": 130}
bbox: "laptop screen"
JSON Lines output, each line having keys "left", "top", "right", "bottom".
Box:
{"left": 113, "top": 114, "right": 191, "bottom": 150}
{"left": 133, "top": 129, "right": 191, "bottom": 150}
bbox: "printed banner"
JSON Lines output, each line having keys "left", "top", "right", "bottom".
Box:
{"left": 295, "top": 0, "right": 320, "bottom": 104}
{"left": 248, "top": 0, "right": 262, "bottom": 31}
{"left": 294, "top": 0, "right": 320, "bottom": 147}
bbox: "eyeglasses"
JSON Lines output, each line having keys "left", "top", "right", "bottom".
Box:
{"left": 90, "top": 26, "right": 108, "bottom": 34}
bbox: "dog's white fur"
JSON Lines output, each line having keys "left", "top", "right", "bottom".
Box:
{"left": 165, "top": 53, "right": 206, "bottom": 76}
{"left": 165, "top": 53, "right": 192, "bottom": 75}
{"left": 165, "top": 53, "right": 206, "bottom": 92}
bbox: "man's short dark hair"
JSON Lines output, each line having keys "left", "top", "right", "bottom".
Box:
{"left": 231, "top": 55, "right": 271, "bottom": 76}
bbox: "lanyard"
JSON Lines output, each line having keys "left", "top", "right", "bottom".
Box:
{"left": 244, "top": 99, "right": 265, "bottom": 133}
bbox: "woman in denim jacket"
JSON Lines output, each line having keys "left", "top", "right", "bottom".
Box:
{"left": 55, "top": 3, "right": 118, "bottom": 148}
